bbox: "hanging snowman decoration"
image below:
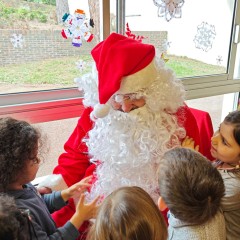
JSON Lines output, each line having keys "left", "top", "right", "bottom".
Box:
{"left": 61, "top": 9, "right": 94, "bottom": 47}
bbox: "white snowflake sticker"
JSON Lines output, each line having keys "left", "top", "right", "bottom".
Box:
{"left": 162, "top": 39, "right": 171, "bottom": 51}
{"left": 153, "top": 0, "right": 185, "bottom": 22}
{"left": 216, "top": 55, "right": 223, "bottom": 65}
{"left": 76, "top": 59, "right": 86, "bottom": 72}
{"left": 193, "top": 22, "right": 216, "bottom": 52}
{"left": 10, "top": 33, "right": 24, "bottom": 48}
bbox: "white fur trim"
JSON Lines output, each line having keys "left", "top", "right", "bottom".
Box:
{"left": 90, "top": 111, "right": 97, "bottom": 121}
{"left": 36, "top": 174, "right": 68, "bottom": 191}
{"left": 117, "top": 59, "right": 158, "bottom": 94}
{"left": 91, "top": 103, "right": 110, "bottom": 120}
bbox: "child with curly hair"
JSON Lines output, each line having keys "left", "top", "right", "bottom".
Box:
{"left": 0, "top": 193, "right": 30, "bottom": 240}
{"left": 86, "top": 186, "right": 168, "bottom": 240}
{"left": 0, "top": 117, "right": 100, "bottom": 240}
{"left": 183, "top": 110, "right": 240, "bottom": 239}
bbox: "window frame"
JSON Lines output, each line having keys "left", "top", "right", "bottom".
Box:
{"left": 0, "top": 0, "right": 239, "bottom": 123}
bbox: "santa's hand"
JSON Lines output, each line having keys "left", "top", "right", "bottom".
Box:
{"left": 61, "top": 176, "right": 93, "bottom": 202}
{"left": 182, "top": 136, "right": 199, "bottom": 151}
{"left": 70, "top": 194, "right": 100, "bottom": 229}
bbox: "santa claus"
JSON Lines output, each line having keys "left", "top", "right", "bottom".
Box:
{"left": 40, "top": 33, "right": 213, "bottom": 236}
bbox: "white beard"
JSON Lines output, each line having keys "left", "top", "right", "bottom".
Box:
{"left": 85, "top": 105, "right": 186, "bottom": 202}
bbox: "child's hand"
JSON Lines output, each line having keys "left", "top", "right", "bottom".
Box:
{"left": 37, "top": 186, "right": 52, "bottom": 195}
{"left": 76, "top": 194, "right": 100, "bottom": 219}
{"left": 61, "top": 176, "right": 92, "bottom": 202}
{"left": 182, "top": 136, "right": 199, "bottom": 151}
{"left": 70, "top": 194, "right": 101, "bottom": 229}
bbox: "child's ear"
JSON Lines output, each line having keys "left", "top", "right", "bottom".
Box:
{"left": 158, "top": 196, "right": 167, "bottom": 211}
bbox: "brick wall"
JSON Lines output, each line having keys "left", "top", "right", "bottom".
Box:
{"left": 0, "top": 30, "right": 167, "bottom": 66}
{"left": 133, "top": 31, "right": 168, "bottom": 53}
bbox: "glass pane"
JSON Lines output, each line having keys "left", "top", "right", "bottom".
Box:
{"left": 125, "top": 0, "right": 236, "bottom": 78}
{"left": 0, "top": 0, "right": 98, "bottom": 94}
{"left": 186, "top": 93, "right": 236, "bottom": 131}
{"left": 186, "top": 95, "right": 223, "bottom": 132}
{"left": 235, "top": 42, "right": 240, "bottom": 79}
{"left": 110, "top": 0, "right": 116, "bottom": 33}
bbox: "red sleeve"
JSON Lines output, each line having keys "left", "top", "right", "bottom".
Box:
{"left": 176, "top": 104, "right": 214, "bottom": 160}
{"left": 189, "top": 107, "right": 214, "bottom": 160}
{"left": 53, "top": 107, "right": 94, "bottom": 187}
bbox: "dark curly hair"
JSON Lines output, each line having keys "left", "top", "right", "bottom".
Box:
{"left": 0, "top": 117, "right": 40, "bottom": 192}
{"left": 0, "top": 193, "right": 30, "bottom": 240}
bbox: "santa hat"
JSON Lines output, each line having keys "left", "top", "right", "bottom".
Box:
{"left": 90, "top": 33, "right": 156, "bottom": 120}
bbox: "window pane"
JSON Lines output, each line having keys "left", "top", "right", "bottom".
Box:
{"left": 186, "top": 93, "right": 236, "bottom": 131}
{"left": 235, "top": 42, "right": 240, "bottom": 79}
{"left": 0, "top": 0, "right": 97, "bottom": 94}
{"left": 125, "top": 0, "right": 236, "bottom": 78}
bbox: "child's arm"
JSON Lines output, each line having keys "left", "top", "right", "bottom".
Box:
{"left": 29, "top": 193, "right": 100, "bottom": 240}
{"left": 42, "top": 176, "right": 92, "bottom": 213}
{"left": 70, "top": 193, "right": 100, "bottom": 230}
{"left": 182, "top": 136, "right": 199, "bottom": 151}
{"left": 21, "top": 183, "right": 98, "bottom": 240}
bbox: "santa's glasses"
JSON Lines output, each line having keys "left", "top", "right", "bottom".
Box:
{"left": 114, "top": 93, "right": 143, "bottom": 103}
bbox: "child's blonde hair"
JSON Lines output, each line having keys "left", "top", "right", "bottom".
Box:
{"left": 87, "top": 186, "right": 167, "bottom": 240}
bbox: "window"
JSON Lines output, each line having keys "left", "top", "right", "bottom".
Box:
{"left": 0, "top": 0, "right": 109, "bottom": 122}
{"left": 0, "top": 0, "right": 96, "bottom": 94}
{"left": 122, "top": 0, "right": 240, "bottom": 100}
{"left": 0, "top": 0, "right": 239, "bottom": 123}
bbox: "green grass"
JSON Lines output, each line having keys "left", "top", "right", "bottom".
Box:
{"left": 0, "top": 56, "right": 92, "bottom": 85}
{"left": 0, "top": 0, "right": 56, "bottom": 28}
{"left": 166, "top": 55, "right": 226, "bottom": 78}
{"left": 0, "top": 55, "right": 226, "bottom": 86}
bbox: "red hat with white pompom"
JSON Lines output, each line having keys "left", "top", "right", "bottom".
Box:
{"left": 90, "top": 33, "right": 157, "bottom": 120}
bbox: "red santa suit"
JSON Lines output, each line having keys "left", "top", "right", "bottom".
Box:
{"left": 51, "top": 107, "right": 213, "bottom": 228}
{"left": 49, "top": 33, "right": 213, "bottom": 236}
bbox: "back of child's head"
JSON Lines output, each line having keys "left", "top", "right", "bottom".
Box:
{"left": 0, "top": 117, "right": 40, "bottom": 192}
{"left": 158, "top": 147, "right": 225, "bottom": 225}
{"left": 0, "top": 193, "right": 30, "bottom": 240}
{"left": 86, "top": 186, "right": 168, "bottom": 240}
{"left": 224, "top": 110, "right": 240, "bottom": 145}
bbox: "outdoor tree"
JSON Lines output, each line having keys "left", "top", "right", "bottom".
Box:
{"left": 56, "top": 0, "right": 69, "bottom": 24}
{"left": 88, "top": 0, "right": 100, "bottom": 42}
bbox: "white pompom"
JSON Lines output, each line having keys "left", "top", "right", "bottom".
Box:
{"left": 91, "top": 104, "right": 110, "bottom": 120}
{"left": 90, "top": 111, "right": 97, "bottom": 122}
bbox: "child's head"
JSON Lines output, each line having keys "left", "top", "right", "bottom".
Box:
{"left": 0, "top": 193, "right": 30, "bottom": 240}
{"left": 224, "top": 110, "right": 240, "bottom": 145}
{"left": 0, "top": 117, "right": 41, "bottom": 191}
{"left": 87, "top": 186, "right": 168, "bottom": 240}
{"left": 211, "top": 110, "right": 240, "bottom": 164}
{"left": 158, "top": 147, "right": 225, "bottom": 225}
